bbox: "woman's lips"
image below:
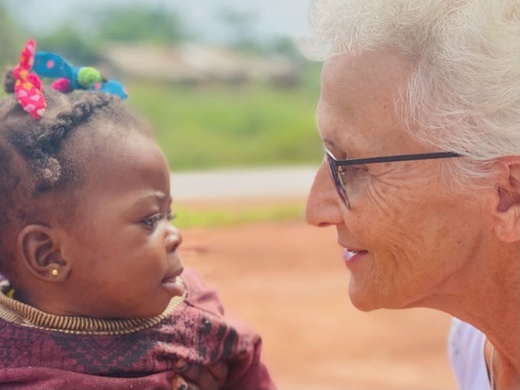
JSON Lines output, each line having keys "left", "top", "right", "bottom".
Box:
{"left": 343, "top": 249, "right": 367, "bottom": 265}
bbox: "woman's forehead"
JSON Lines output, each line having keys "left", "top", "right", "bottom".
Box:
{"left": 318, "top": 51, "right": 420, "bottom": 156}
{"left": 322, "top": 50, "right": 413, "bottom": 93}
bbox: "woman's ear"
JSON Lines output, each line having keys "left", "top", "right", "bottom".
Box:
{"left": 17, "top": 225, "right": 70, "bottom": 282}
{"left": 493, "top": 157, "right": 520, "bottom": 243}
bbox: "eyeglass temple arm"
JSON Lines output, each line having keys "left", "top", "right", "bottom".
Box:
{"left": 335, "top": 152, "right": 461, "bottom": 166}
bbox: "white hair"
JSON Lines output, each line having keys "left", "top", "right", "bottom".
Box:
{"left": 306, "top": 0, "right": 520, "bottom": 190}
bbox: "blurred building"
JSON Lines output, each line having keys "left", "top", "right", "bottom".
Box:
{"left": 99, "top": 42, "right": 302, "bottom": 87}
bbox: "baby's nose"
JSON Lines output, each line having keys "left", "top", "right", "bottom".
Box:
{"left": 165, "top": 225, "right": 182, "bottom": 253}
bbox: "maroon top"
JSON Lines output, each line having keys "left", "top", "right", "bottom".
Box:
{"left": 0, "top": 268, "right": 276, "bottom": 390}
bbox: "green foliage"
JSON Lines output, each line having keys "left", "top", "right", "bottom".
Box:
{"left": 96, "top": 6, "right": 186, "bottom": 43}
{"left": 216, "top": 8, "right": 260, "bottom": 51}
{"left": 127, "top": 64, "right": 323, "bottom": 171}
{"left": 4, "top": 4, "right": 187, "bottom": 66}
{"left": 264, "top": 36, "right": 306, "bottom": 60}
{"left": 36, "top": 25, "right": 100, "bottom": 64}
{"left": 0, "top": 4, "right": 24, "bottom": 68}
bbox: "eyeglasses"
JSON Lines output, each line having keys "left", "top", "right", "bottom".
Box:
{"left": 324, "top": 146, "right": 461, "bottom": 206}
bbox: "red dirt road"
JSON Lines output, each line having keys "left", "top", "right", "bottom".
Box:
{"left": 178, "top": 201, "right": 458, "bottom": 390}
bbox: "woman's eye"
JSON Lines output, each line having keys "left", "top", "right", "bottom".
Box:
{"left": 343, "top": 165, "right": 368, "bottom": 181}
{"left": 167, "top": 212, "right": 177, "bottom": 222}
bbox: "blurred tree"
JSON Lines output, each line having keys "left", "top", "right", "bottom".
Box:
{"left": 216, "top": 8, "right": 262, "bottom": 52}
{"left": 0, "top": 3, "right": 24, "bottom": 68}
{"left": 265, "top": 36, "right": 305, "bottom": 60}
{"left": 37, "top": 24, "right": 100, "bottom": 65}
{"left": 96, "top": 6, "right": 186, "bottom": 43}
{"left": 9, "top": 5, "right": 187, "bottom": 68}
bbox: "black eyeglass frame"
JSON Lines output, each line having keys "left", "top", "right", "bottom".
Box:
{"left": 324, "top": 146, "right": 461, "bottom": 206}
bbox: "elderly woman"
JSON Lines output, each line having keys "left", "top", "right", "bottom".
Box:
{"left": 304, "top": 1, "right": 519, "bottom": 389}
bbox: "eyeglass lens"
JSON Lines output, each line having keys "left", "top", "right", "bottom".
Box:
{"left": 326, "top": 152, "right": 349, "bottom": 205}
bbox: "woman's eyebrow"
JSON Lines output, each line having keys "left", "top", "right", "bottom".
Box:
{"left": 323, "top": 138, "right": 336, "bottom": 149}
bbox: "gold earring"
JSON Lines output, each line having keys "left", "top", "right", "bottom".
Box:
{"left": 51, "top": 269, "right": 59, "bottom": 277}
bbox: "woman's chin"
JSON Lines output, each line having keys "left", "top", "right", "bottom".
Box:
{"left": 349, "top": 285, "right": 415, "bottom": 312}
{"left": 349, "top": 295, "right": 380, "bottom": 312}
{"left": 348, "top": 282, "right": 385, "bottom": 312}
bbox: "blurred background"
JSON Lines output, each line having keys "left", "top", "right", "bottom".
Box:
{"left": 1, "top": 0, "right": 321, "bottom": 173}
{"left": 0, "top": 2, "right": 458, "bottom": 388}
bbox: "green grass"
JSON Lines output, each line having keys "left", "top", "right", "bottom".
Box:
{"left": 128, "top": 66, "right": 321, "bottom": 227}
{"left": 126, "top": 63, "right": 323, "bottom": 171}
{"left": 173, "top": 201, "right": 306, "bottom": 229}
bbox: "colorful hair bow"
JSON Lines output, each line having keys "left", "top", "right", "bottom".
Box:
{"left": 33, "top": 51, "right": 128, "bottom": 99}
{"left": 12, "top": 40, "right": 47, "bottom": 119}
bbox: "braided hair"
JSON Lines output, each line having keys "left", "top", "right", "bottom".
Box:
{"left": 0, "top": 70, "right": 140, "bottom": 279}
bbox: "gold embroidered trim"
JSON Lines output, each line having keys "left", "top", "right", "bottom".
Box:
{"left": 0, "top": 280, "right": 186, "bottom": 335}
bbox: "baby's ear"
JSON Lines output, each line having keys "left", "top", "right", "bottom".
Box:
{"left": 17, "top": 225, "right": 70, "bottom": 282}
{"left": 494, "top": 156, "right": 520, "bottom": 243}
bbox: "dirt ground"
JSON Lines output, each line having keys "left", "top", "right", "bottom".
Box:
{"left": 177, "top": 198, "right": 458, "bottom": 390}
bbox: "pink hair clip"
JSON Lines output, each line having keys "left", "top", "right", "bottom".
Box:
{"left": 12, "top": 39, "right": 47, "bottom": 119}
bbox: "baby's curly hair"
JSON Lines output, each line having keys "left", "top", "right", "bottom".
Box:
{"left": 0, "top": 70, "right": 143, "bottom": 279}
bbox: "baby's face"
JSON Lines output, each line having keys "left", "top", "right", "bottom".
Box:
{"left": 58, "top": 131, "right": 185, "bottom": 318}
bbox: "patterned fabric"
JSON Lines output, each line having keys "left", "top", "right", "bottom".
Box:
{"left": 0, "top": 268, "right": 276, "bottom": 390}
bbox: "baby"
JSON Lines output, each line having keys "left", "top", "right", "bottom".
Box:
{"left": 0, "top": 40, "right": 276, "bottom": 390}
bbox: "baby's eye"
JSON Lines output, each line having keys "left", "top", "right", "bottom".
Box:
{"left": 143, "top": 214, "right": 162, "bottom": 229}
{"left": 167, "top": 211, "right": 177, "bottom": 222}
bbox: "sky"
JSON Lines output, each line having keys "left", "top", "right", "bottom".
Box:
{"left": 5, "top": 0, "right": 313, "bottom": 43}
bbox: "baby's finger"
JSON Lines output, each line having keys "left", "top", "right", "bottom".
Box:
{"left": 170, "top": 374, "right": 201, "bottom": 390}
{"left": 206, "top": 361, "right": 229, "bottom": 387}
{"left": 176, "top": 360, "right": 220, "bottom": 390}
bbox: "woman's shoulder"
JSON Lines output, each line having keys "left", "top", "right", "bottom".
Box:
{"left": 449, "top": 317, "right": 485, "bottom": 351}
{"left": 448, "top": 317, "right": 491, "bottom": 390}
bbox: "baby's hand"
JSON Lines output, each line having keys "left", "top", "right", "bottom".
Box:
{"left": 171, "top": 360, "right": 229, "bottom": 390}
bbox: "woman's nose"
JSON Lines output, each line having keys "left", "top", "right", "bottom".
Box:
{"left": 305, "top": 160, "right": 345, "bottom": 228}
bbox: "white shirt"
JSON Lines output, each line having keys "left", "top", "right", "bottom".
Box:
{"left": 448, "top": 317, "right": 492, "bottom": 390}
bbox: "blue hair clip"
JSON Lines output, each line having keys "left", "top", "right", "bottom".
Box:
{"left": 33, "top": 51, "right": 128, "bottom": 99}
